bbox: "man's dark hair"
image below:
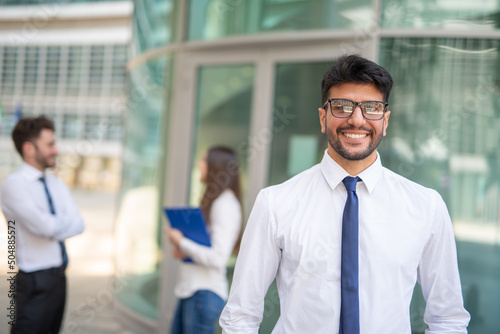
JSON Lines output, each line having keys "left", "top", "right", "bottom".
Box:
{"left": 12, "top": 115, "right": 55, "bottom": 157}
{"left": 321, "top": 54, "right": 393, "bottom": 104}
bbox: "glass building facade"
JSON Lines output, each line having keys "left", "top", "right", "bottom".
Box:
{"left": 0, "top": 44, "right": 127, "bottom": 140}
{"left": 0, "top": 0, "right": 124, "bottom": 4}
{"left": 120, "top": 0, "right": 500, "bottom": 333}
{"left": 0, "top": 1, "right": 131, "bottom": 190}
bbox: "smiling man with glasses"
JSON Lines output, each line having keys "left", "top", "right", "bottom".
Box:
{"left": 220, "top": 54, "right": 470, "bottom": 333}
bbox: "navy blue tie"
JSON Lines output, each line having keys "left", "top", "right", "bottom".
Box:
{"left": 340, "top": 176, "right": 360, "bottom": 334}
{"left": 40, "top": 176, "right": 68, "bottom": 269}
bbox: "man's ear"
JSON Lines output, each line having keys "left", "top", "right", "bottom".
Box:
{"left": 22, "top": 141, "right": 35, "bottom": 157}
{"left": 382, "top": 110, "right": 390, "bottom": 137}
{"left": 319, "top": 108, "right": 326, "bottom": 133}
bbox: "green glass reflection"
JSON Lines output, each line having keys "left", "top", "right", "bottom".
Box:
{"left": 187, "top": 0, "right": 372, "bottom": 41}
{"left": 379, "top": 37, "right": 500, "bottom": 333}
{"left": 115, "top": 55, "right": 172, "bottom": 320}
{"left": 382, "top": 0, "right": 500, "bottom": 30}
{"left": 0, "top": 0, "right": 123, "bottom": 4}
{"left": 268, "top": 61, "right": 333, "bottom": 186}
{"left": 133, "top": 0, "right": 178, "bottom": 53}
{"left": 189, "top": 64, "right": 254, "bottom": 205}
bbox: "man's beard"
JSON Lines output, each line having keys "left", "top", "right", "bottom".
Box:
{"left": 35, "top": 153, "right": 56, "bottom": 169}
{"left": 326, "top": 120, "right": 384, "bottom": 161}
{"left": 33, "top": 144, "right": 56, "bottom": 169}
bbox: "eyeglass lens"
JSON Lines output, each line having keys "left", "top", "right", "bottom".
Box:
{"left": 329, "top": 99, "right": 385, "bottom": 120}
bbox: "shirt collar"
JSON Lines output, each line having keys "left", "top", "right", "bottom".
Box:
{"left": 19, "top": 162, "right": 44, "bottom": 182}
{"left": 319, "top": 150, "right": 382, "bottom": 194}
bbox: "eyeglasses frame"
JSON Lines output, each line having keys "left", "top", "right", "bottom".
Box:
{"left": 322, "top": 98, "right": 389, "bottom": 121}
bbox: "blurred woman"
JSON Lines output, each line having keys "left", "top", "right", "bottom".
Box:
{"left": 165, "top": 146, "right": 243, "bottom": 334}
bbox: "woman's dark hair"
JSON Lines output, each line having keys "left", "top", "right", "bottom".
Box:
{"left": 321, "top": 54, "right": 393, "bottom": 104}
{"left": 200, "top": 146, "right": 243, "bottom": 255}
{"left": 12, "top": 115, "right": 55, "bottom": 157}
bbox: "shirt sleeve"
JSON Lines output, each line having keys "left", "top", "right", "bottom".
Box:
{"left": 417, "top": 191, "right": 470, "bottom": 333}
{"left": 219, "top": 190, "right": 281, "bottom": 334}
{"left": 1, "top": 176, "right": 84, "bottom": 241}
{"left": 178, "top": 192, "right": 241, "bottom": 269}
{"left": 51, "top": 177, "right": 85, "bottom": 240}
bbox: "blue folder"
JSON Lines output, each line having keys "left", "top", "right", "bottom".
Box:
{"left": 164, "top": 207, "right": 211, "bottom": 263}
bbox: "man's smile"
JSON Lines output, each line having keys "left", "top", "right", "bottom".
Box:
{"left": 343, "top": 132, "right": 368, "bottom": 139}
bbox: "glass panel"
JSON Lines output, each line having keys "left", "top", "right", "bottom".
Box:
{"left": 111, "top": 45, "right": 127, "bottom": 94}
{"left": 67, "top": 46, "right": 83, "bottom": 95}
{"left": 0, "top": 112, "right": 17, "bottom": 138}
{"left": 23, "top": 46, "right": 39, "bottom": 94}
{"left": 89, "top": 46, "right": 105, "bottom": 94}
{"left": 62, "top": 114, "right": 81, "bottom": 139}
{"left": 105, "top": 115, "right": 124, "bottom": 141}
{"left": 2, "top": 46, "right": 17, "bottom": 94}
{"left": 379, "top": 37, "right": 500, "bottom": 333}
{"left": 187, "top": 0, "right": 372, "bottom": 41}
{"left": 0, "top": 0, "right": 126, "bottom": 4}
{"left": 382, "top": 0, "right": 500, "bottom": 30}
{"left": 268, "top": 61, "right": 333, "bottom": 185}
{"left": 114, "top": 55, "right": 172, "bottom": 320}
{"left": 45, "top": 46, "right": 61, "bottom": 94}
{"left": 84, "top": 114, "right": 101, "bottom": 139}
{"left": 189, "top": 64, "right": 254, "bottom": 205}
{"left": 133, "top": 0, "right": 178, "bottom": 53}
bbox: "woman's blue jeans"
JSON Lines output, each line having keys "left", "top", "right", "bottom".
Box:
{"left": 170, "top": 290, "right": 225, "bottom": 334}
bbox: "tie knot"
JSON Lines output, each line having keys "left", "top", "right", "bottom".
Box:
{"left": 39, "top": 176, "right": 47, "bottom": 184}
{"left": 342, "top": 176, "right": 359, "bottom": 192}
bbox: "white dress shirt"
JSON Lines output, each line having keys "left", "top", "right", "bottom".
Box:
{"left": 175, "top": 189, "right": 241, "bottom": 300}
{"left": 1, "top": 163, "right": 85, "bottom": 272}
{"left": 220, "top": 151, "right": 470, "bottom": 333}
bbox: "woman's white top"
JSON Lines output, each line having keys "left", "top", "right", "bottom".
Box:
{"left": 175, "top": 189, "right": 241, "bottom": 300}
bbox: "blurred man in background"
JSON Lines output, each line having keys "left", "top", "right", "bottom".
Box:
{"left": 1, "top": 115, "right": 85, "bottom": 334}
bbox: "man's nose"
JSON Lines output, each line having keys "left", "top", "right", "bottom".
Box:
{"left": 347, "top": 105, "right": 365, "bottom": 126}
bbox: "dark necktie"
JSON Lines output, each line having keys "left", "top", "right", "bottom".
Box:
{"left": 340, "top": 176, "right": 360, "bottom": 334}
{"left": 39, "top": 176, "right": 68, "bottom": 269}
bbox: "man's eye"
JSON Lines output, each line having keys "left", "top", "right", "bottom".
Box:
{"left": 334, "top": 104, "right": 351, "bottom": 111}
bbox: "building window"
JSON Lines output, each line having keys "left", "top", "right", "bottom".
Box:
{"left": 0, "top": 43, "right": 128, "bottom": 143}
{"left": 105, "top": 115, "right": 124, "bottom": 141}
{"left": 379, "top": 37, "right": 500, "bottom": 333}
{"left": 0, "top": 112, "right": 16, "bottom": 137}
{"left": 268, "top": 61, "right": 332, "bottom": 185}
{"left": 45, "top": 46, "right": 61, "bottom": 94}
{"left": 62, "top": 114, "right": 81, "bottom": 139}
{"left": 89, "top": 45, "right": 105, "bottom": 94}
{"left": 66, "top": 46, "right": 84, "bottom": 95}
{"left": 189, "top": 64, "right": 254, "bottom": 205}
{"left": 1, "top": 47, "right": 17, "bottom": 94}
{"left": 111, "top": 45, "right": 127, "bottom": 94}
{"left": 84, "top": 114, "right": 101, "bottom": 140}
{"left": 23, "top": 46, "right": 40, "bottom": 94}
{"left": 186, "top": 0, "right": 373, "bottom": 41}
{"left": 382, "top": 0, "right": 500, "bottom": 30}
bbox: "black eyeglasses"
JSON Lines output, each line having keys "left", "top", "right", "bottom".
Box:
{"left": 323, "top": 98, "right": 388, "bottom": 120}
